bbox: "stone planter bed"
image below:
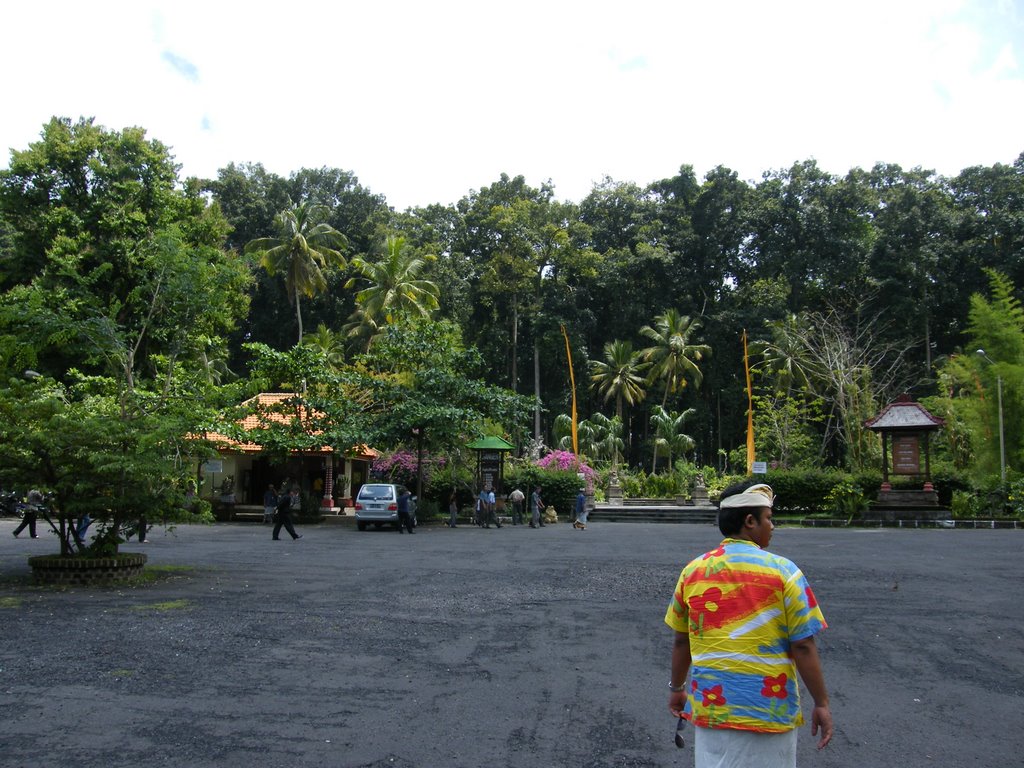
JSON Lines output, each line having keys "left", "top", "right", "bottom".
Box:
{"left": 28, "top": 552, "right": 148, "bottom": 586}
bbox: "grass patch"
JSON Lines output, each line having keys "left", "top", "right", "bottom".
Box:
{"left": 122, "top": 564, "right": 195, "bottom": 587}
{"left": 132, "top": 598, "right": 191, "bottom": 611}
{"left": 0, "top": 596, "right": 23, "bottom": 608}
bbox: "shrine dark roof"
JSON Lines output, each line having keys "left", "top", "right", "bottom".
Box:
{"left": 865, "top": 396, "right": 945, "bottom": 431}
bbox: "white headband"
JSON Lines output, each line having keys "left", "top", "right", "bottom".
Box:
{"left": 719, "top": 484, "right": 774, "bottom": 509}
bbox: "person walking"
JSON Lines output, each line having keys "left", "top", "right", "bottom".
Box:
{"left": 12, "top": 489, "right": 41, "bottom": 538}
{"left": 664, "top": 481, "right": 833, "bottom": 767}
{"left": 263, "top": 484, "right": 278, "bottom": 524}
{"left": 397, "top": 488, "right": 415, "bottom": 533}
{"left": 476, "top": 487, "right": 490, "bottom": 527}
{"left": 447, "top": 489, "right": 459, "bottom": 528}
{"left": 573, "top": 488, "right": 588, "bottom": 530}
{"left": 74, "top": 512, "right": 92, "bottom": 546}
{"left": 509, "top": 488, "right": 525, "bottom": 525}
{"left": 486, "top": 486, "right": 501, "bottom": 528}
{"left": 122, "top": 514, "right": 148, "bottom": 544}
{"left": 272, "top": 486, "right": 302, "bottom": 541}
{"left": 529, "top": 485, "right": 544, "bottom": 528}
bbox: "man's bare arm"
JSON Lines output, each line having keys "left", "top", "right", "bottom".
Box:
{"left": 668, "top": 630, "right": 691, "bottom": 717}
{"left": 791, "top": 635, "right": 833, "bottom": 749}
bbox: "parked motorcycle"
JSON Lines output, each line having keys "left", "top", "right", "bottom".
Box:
{"left": 0, "top": 489, "right": 24, "bottom": 518}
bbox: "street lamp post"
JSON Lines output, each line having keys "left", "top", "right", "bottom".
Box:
{"left": 976, "top": 350, "right": 1006, "bottom": 493}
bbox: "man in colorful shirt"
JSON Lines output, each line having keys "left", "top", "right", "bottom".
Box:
{"left": 664, "top": 481, "right": 833, "bottom": 766}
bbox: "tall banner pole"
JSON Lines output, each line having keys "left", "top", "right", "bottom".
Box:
{"left": 561, "top": 325, "right": 579, "bottom": 456}
{"left": 743, "top": 329, "right": 755, "bottom": 475}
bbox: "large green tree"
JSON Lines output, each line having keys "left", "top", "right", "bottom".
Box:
{"left": 0, "top": 117, "right": 249, "bottom": 552}
{"left": 354, "top": 319, "right": 534, "bottom": 498}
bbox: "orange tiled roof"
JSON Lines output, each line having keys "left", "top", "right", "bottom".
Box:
{"left": 204, "top": 393, "right": 378, "bottom": 459}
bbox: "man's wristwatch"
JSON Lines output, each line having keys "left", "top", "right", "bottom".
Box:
{"left": 668, "top": 681, "right": 686, "bottom": 692}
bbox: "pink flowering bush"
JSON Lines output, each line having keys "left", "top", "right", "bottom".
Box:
{"left": 372, "top": 450, "right": 446, "bottom": 487}
{"left": 536, "top": 450, "right": 597, "bottom": 490}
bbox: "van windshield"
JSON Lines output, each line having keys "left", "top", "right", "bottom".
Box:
{"left": 359, "top": 485, "right": 396, "bottom": 500}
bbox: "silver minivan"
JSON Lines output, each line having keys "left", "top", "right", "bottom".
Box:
{"left": 354, "top": 483, "right": 417, "bottom": 530}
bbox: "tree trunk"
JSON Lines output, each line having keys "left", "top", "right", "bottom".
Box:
{"left": 533, "top": 340, "right": 541, "bottom": 442}
{"left": 295, "top": 290, "right": 304, "bottom": 345}
{"left": 511, "top": 292, "right": 519, "bottom": 391}
{"left": 415, "top": 428, "right": 424, "bottom": 503}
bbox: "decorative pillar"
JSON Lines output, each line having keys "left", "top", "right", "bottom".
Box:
{"left": 321, "top": 459, "right": 335, "bottom": 508}
{"left": 880, "top": 433, "right": 891, "bottom": 491}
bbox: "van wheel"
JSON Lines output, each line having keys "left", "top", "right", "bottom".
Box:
{"left": 357, "top": 521, "right": 367, "bottom": 531}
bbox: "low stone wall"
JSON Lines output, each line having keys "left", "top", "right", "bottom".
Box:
{"left": 798, "top": 518, "right": 1021, "bottom": 529}
{"left": 28, "top": 553, "right": 148, "bottom": 586}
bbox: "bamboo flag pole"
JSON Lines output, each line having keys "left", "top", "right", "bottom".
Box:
{"left": 743, "top": 329, "right": 755, "bottom": 475}
{"left": 561, "top": 324, "right": 578, "bottom": 456}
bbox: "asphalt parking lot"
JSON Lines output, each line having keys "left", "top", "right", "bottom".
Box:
{"left": 1, "top": 517, "right": 1022, "bottom": 768}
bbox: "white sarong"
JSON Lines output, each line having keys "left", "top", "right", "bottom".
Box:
{"left": 693, "top": 725, "right": 797, "bottom": 768}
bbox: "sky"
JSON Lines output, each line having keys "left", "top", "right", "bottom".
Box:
{"left": 2, "top": 1, "right": 1023, "bottom": 211}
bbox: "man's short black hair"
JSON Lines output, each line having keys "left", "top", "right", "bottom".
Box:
{"left": 717, "top": 479, "right": 770, "bottom": 536}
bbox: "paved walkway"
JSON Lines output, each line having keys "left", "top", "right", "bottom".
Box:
{"left": 1, "top": 519, "right": 1021, "bottom": 767}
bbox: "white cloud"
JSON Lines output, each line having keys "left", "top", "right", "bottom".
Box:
{"left": 1, "top": 0, "right": 1021, "bottom": 210}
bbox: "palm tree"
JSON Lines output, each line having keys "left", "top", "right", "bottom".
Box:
{"left": 341, "top": 305, "right": 383, "bottom": 354}
{"left": 553, "top": 413, "right": 599, "bottom": 459}
{"left": 244, "top": 202, "right": 348, "bottom": 344}
{"left": 639, "top": 310, "right": 710, "bottom": 469}
{"left": 589, "top": 340, "right": 648, "bottom": 467}
{"left": 589, "top": 412, "right": 625, "bottom": 465}
{"left": 750, "top": 314, "right": 818, "bottom": 396}
{"left": 301, "top": 323, "right": 346, "bottom": 371}
{"left": 589, "top": 340, "right": 649, "bottom": 423}
{"left": 650, "top": 405, "right": 696, "bottom": 472}
{"left": 345, "top": 235, "right": 440, "bottom": 327}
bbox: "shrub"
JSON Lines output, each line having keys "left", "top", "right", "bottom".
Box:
{"left": 763, "top": 468, "right": 840, "bottom": 514}
{"left": 950, "top": 490, "right": 982, "bottom": 518}
{"left": 371, "top": 450, "right": 446, "bottom": 489}
{"left": 824, "top": 480, "right": 871, "bottom": 522}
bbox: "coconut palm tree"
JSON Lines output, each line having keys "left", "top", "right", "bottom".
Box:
{"left": 244, "top": 202, "right": 348, "bottom": 344}
{"left": 589, "top": 340, "right": 649, "bottom": 423}
{"left": 640, "top": 309, "right": 710, "bottom": 403}
{"left": 345, "top": 235, "right": 440, "bottom": 327}
{"left": 639, "top": 309, "right": 710, "bottom": 469}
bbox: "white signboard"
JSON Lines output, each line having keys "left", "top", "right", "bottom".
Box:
{"left": 751, "top": 461, "right": 768, "bottom": 474}
{"left": 202, "top": 460, "right": 223, "bottom": 474}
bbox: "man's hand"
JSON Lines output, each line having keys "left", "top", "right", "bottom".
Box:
{"left": 668, "top": 690, "right": 687, "bottom": 718}
{"left": 810, "top": 704, "right": 833, "bottom": 749}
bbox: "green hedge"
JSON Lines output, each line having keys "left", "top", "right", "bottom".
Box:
{"left": 504, "top": 466, "right": 584, "bottom": 517}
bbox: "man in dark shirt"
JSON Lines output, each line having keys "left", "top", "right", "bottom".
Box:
{"left": 397, "top": 489, "right": 415, "bottom": 534}
{"left": 272, "top": 487, "right": 302, "bottom": 541}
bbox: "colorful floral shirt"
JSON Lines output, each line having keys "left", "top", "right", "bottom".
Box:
{"left": 664, "top": 538, "right": 826, "bottom": 733}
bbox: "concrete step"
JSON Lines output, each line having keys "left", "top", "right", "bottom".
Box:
{"left": 589, "top": 505, "right": 717, "bottom": 524}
